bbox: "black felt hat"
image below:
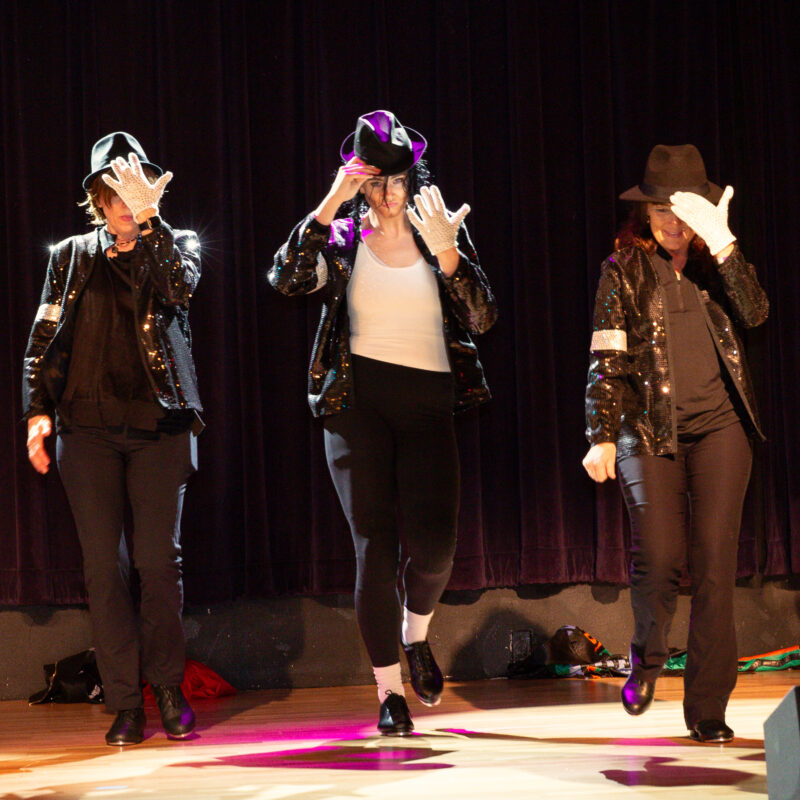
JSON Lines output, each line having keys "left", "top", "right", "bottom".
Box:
{"left": 340, "top": 110, "right": 426, "bottom": 175}
{"left": 82, "top": 131, "right": 162, "bottom": 189}
{"left": 619, "top": 144, "right": 723, "bottom": 203}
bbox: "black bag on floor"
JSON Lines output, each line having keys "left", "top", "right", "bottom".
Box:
{"left": 28, "top": 649, "right": 104, "bottom": 705}
{"left": 508, "top": 625, "right": 614, "bottom": 678}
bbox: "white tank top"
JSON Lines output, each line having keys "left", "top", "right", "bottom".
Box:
{"left": 347, "top": 240, "right": 450, "bottom": 372}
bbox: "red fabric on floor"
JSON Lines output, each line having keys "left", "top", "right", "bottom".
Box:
{"left": 143, "top": 659, "right": 236, "bottom": 703}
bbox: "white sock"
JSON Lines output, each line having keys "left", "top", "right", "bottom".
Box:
{"left": 402, "top": 607, "right": 434, "bottom": 646}
{"left": 373, "top": 663, "right": 405, "bottom": 702}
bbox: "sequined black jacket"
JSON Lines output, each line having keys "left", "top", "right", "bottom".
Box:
{"left": 270, "top": 213, "right": 497, "bottom": 417}
{"left": 585, "top": 245, "right": 768, "bottom": 457}
{"left": 22, "top": 223, "right": 203, "bottom": 424}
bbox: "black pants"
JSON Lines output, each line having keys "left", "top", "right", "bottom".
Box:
{"left": 323, "top": 355, "right": 460, "bottom": 668}
{"left": 57, "top": 426, "right": 197, "bottom": 711}
{"left": 618, "top": 421, "right": 752, "bottom": 727}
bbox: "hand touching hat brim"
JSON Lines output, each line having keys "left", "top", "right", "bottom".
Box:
{"left": 669, "top": 185, "right": 735, "bottom": 256}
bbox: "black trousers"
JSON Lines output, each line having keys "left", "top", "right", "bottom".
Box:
{"left": 57, "top": 426, "right": 197, "bottom": 711}
{"left": 323, "top": 355, "right": 460, "bottom": 668}
{"left": 617, "top": 421, "right": 752, "bottom": 727}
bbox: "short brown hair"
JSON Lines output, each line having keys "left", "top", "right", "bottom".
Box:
{"left": 78, "top": 166, "right": 160, "bottom": 226}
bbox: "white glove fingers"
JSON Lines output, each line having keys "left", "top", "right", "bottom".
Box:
{"left": 152, "top": 171, "right": 173, "bottom": 193}
{"left": 413, "top": 192, "right": 432, "bottom": 218}
{"left": 419, "top": 185, "right": 434, "bottom": 211}
{"left": 406, "top": 206, "right": 424, "bottom": 231}
{"left": 669, "top": 191, "right": 698, "bottom": 211}
{"left": 101, "top": 172, "right": 123, "bottom": 191}
{"left": 128, "top": 152, "right": 145, "bottom": 179}
{"left": 668, "top": 200, "right": 693, "bottom": 225}
{"left": 428, "top": 185, "right": 445, "bottom": 214}
{"left": 718, "top": 185, "right": 734, "bottom": 213}
{"left": 450, "top": 203, "right": 471, "bottom": 227}
{"left": 109, "top": 156, "right": 130, "bottom": 182}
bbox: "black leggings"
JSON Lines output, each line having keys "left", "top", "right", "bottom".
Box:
{"left": 323, "top": 355, "right": 460, "bottom": 667}
{"left": 618, "top": 421, "right": 752, "bottom": 727}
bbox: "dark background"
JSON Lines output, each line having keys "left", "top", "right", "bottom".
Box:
{"left": 2, "top": 0, "right": 798, "bottom": 607}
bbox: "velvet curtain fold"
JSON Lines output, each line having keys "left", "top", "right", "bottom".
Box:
{"left": 1, "top": 0, "right": 797, "bottom": 605}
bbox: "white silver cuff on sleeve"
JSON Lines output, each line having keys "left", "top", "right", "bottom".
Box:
{"left": 590, "top": 329, "right": 627, "bottom": 352}
{"left": 35, "top": 303, "right": 61, "bottom": 323}
{"left": 307, "top": 252, "right": 328, "bottom": 294}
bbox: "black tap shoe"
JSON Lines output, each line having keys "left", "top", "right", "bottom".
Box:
{"left": 152, "top": 684, "right": 196, "bottom": 739}
{"left": 105, "top": 707, "right": 146, "bottom": 746}
{"left": 621, "top": 673, "right": 655, "bottom": 716}
{"left": 403, "top": 640, "right": 444, "bottom": 707}
{"left": 690, "top": 719, "right": 734, "bottom": 743}
{"left": 377, "top": 692, "right": 414, "bottom": 736}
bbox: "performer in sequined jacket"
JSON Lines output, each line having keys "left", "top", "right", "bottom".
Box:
{"left": 583, "top": 144, "right": 768, "bottom": 744}
{"left": 271, "top": 111, "right": 497, "bottom": 735}
{"left": 23, "top": 132, "right": 202, "bottom": 747}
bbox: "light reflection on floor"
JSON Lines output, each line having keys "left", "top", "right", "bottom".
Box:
{"left": 0, "top": 680, "right": 778, "bottom": 799}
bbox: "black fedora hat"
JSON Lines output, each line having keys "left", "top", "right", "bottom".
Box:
{"left": 619, "top": 144, "right": 723, "bottom": 203}
{"left": 82, "top": 131, "right": 163, "bottom": 189}
{"left": 340, "top": 110, "right": 426, "bottom": 175}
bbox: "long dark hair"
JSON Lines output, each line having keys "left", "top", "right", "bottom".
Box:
{"left": 341, "top": 158, "right": 432, "bottom": 222}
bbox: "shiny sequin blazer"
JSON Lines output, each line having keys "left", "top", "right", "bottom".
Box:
{"left": 22, "top": 223, "right": 202, "bottom": 422}
{"left": 270, "top": 213, "right": 498, "bottom": 417}
{"left": 585, "top": 245, "right": 768, "bottom": 457}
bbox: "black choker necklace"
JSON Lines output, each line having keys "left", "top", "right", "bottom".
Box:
{"left": 110, "top": 234, "right": 138, "bottom": 256}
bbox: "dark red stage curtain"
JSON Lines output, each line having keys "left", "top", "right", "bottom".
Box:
{"left": 1, "top": 0, "right": 798, "bottom": 604}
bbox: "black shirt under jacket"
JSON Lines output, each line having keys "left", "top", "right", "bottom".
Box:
{"left": 23, "top": 223, "right": 204, "bottom": 434}
{"left": 652, "top": 250, "right": 739, "bottom": 438}
{"left": 586, "top": 244, "right": 768, "bottom": 458}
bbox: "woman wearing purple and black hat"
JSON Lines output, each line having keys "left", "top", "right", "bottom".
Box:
{"left": 23, "top": 132, "right": 202, "bottom": 746}
{"left": 582, "top": 144, "right": 768, "bottom": 743}
{"left": 271, "top": 110, "right": 497, "bottom": 734}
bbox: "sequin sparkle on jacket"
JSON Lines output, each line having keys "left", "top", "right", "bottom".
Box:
{"left": 269, "top": 213, "right": 497, "bottom": 417}
{"left": 585, "top": 244, "right": 768, "bottom": 457}
{"left": 22, "top": 223, "right": 203, "bottom": 424}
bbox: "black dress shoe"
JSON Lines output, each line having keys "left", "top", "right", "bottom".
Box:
{"left": 690, "top": 719, "right": 734, "bottom": 743}
{"left": 151, "top": 684, "right": 196, "bottom": 739}
{"left": 402, "top": 640, "right": 444, "bottom": 707}
{"left": 377, "top": 692, "right": 414, "bottom": 736}
{"left": 621, "top": 673, "right": 655, "bottom": 715}
{"left": 105, "top": 708, "right": 146, "bottom": 746}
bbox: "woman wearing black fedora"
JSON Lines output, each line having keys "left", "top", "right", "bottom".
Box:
{"left": 23, "top": 132, "right": 203, "bottom": 746}
{"left": 271, "top": 110, "right": 497, "bottom": 734}
{"left": 582, "top": 144, "right": 768, "bottom": 743}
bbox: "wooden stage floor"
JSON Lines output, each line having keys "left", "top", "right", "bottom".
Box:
{"left": 1, "top": 672, "right": 796, "bottom": 799}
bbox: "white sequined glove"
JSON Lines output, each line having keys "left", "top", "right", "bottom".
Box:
{"left": 407, "top": 185, "right": 470, "bottom": 256}
{"left": 102, "top": 152, "right": 173, "bottom": 223}
{"left": 669, "top": 185, "right": 736, "bottom": 256}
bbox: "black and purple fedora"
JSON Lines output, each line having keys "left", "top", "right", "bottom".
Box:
{"left": 340, "top": 110, "right": 427, "bottom": 175}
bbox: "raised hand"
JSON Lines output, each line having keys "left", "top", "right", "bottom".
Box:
{"left": 331, "top": 158, "right": 381, "bottom": 202}
{"left": 407, "top": 185, "right": 470, "bottom": 256}
{"left": 314, "top": 157, "right": 380, "bottom": 225}
{"left": 670, "top": 185, "right": 736, "bottom": 257}
{"left": 102, "top": 152, "right": 173, "bottom": 224}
